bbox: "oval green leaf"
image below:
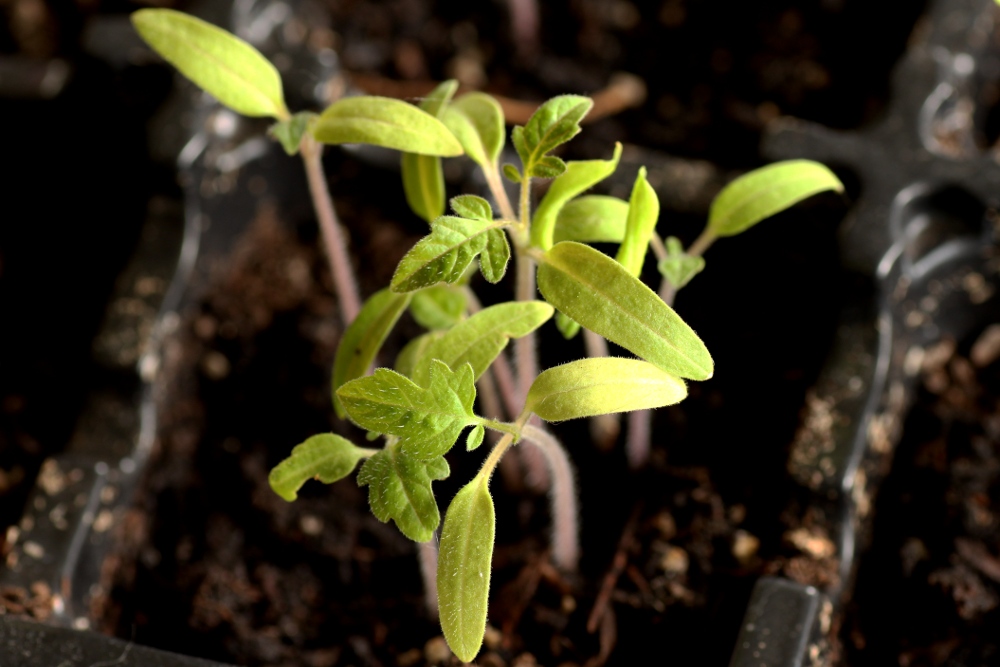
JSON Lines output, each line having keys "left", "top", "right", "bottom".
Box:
{"left": 531, "top": 142, "right": 622, "bottom": 250}
{"left": 511, "top": 95, "right": 593, "bottom": 176}
{"left": 707, "top": 159, "right": 843, "bottom": 238}
{"left": 526, "top": 358, "right": 687, "bottom": 422}
{"left": 332, "top": 288, "right": 412, "bottom": 418}
{"left": 390, "top": 216, "right": 511, "bottom": 292}
{"left": 268, "top": 434, "right": 371, "bottom": 501}
{"left": 443, "top": 92, "right": 505, "bottom": 169}
{"left": 132, "top": 9, "right": 288, "bottom": 119}
{"left": 537, "top": 241, "right": 713, "bottom": 380}
{"left": 314, "top": 96, "right": 463, "bottom": 156}
{"left": 615, "top": 166, "right": 660, "bottom": 276}
{"left": 438, "top": 476, "right": 495, "bottom": 663}
{"left": 553, "top": 195, "right": 629, "bottom": 245}
{"left": 401, "top": 81, "right": 458, "bottom": 223}
{"left": 410, "top": 285, "right": 467, "bottom": 330}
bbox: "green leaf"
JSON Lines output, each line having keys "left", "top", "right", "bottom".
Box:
{"left": 268, "top": 434, "right": 370, "bottom": 502}
{"left": 511, "top": 95, "right": 593, "bottom": 176}
{"left": 450, "top": 194, "right": 493, "bottom": 221}
{"left": 357, "top": 439, "right": 449, "bottom": 542}
{"left": 269, "top": 112, "right": 315, "bottom": 155}
{"left": 553, "top": 195, "right": 629, "bottom": 245}
{"left": 332, "top": 288, "right": 412, "bottom": 418}
{"left": 131, "top": 9, "right": 289, "bottom": 119}
{"left": 530, "top": 155, "right": 567, "bottom": 179}
{"left": 442, "top": 92, "right": 505, "bottom": 169}
{"left": 707, "top": 159, "right": 843, "bottom": 238}
{"left": 314, "top": 96, "right": 464, "bottom": 156}
{"left": 537, "top": 241, "right": 713, "bottom": 380}
{"left": 532, "top": 143, "right": 623, "bottom": 250}
{"left": 502, "top": 164, "right": 522, "bottom": 183}
{"left": 526, "top": 358, "right": 688, "bottom": 422}
{"left": 395, "top": 331, "right": 441, "bottom": 378}
{"left": 658, "top": 236, "right": 705, "bottom": 289}
{"left": 337, "top": 360, "right": 479, "bottom": 459}
{"left": 555, "top": 311, "right": 581, "bottom": 339}
{"left": 410, "top": 285, "right": 467, "bottom": 330}
{"left": 438, "top": 476, "right": 495, "bottom": 663}
{"left": 466, "top": 424, "right": 485, "bottom": 451}
{"left": 390, "top": 216, "right": 511, "bottom": 292}
{"left": 412, "top": 301, "right": 554, "bottom": 386}
{"left": 615, "top": 167, "right": 660, "bottom": 277}
{"left": 401, "top": 81, "right": 458, "bottom": 223}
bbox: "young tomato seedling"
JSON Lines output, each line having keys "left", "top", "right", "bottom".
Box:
{"left": 134, "top": 9, "right": 844, "bottom": 663}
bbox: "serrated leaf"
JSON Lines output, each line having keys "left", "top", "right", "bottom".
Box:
{"left": 337, "top": 360, "right": 479, "bottom": 459}
{"left": 314, "top": 96, "right": 463, "bottom": 156}
{"left": 532, "top": 143, "right": 623, "bottom": 249}
{"left": 395, "top": 331, "right": 441, "bottom": 377}
{"left": 708, "top": 159, "right": 843, "bottom": 237}
{"left": 502, "top": 164, "right": 522, "bottom": 183}
{"left": 332, "top": 288, "right": 412, "bottom": 418}
{"left": 410, "top": 285, "right": 467, "bottom": 330}
{"left": 268, "top": 434, "right": 370, "bottom": 502}
{"left": 131, "top": 9, "right": 288, "bottom": 119}
{"left": 466, "top": 425, "right": 485, "bottom": 451}
{"left": 553, "top": 195, "right": 629, "bottom": 245}
{"left": 401, "top": 81, "right": 458, "bottom": 223}
{"left": 526, "top": 358, "right": 688, "bottom": 422}
{"left": 443, "top": 92, "right": 505, "bottom": 169}
{"left": 529, "top": 155, "right": 567, "bottom": 179}
{"left": 451, "top": 194, "right": 493, "bottom": 221}
{"left": 438, "top": 476, "right": 495, "bottom": 663}
{"left": 537, "top": 241, "right": 713, "bottom": 380}
{"left": 658, "top": 236, "right": 705, "bottom": 289}
{"left": 512, "top": 95, "right": 593, "bottom": 174}
{"left": 270, "top": 112, "right": 315, "bottom": 155}
{"left": 357, "top": 439, "right": 449, "bottom": 542}
{"left": 615, "top": 167, "right": 660, "bottom": 277}
{"left": 412, "top": 301, "right": 554, "bottom": 386}
{"left": 555, "top": 311, "right": 581, "bottom": 339}
{"left": 391, "top": 216, "right": 512, "bottom": 292}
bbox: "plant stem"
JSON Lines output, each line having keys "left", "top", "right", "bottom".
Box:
{"left": 514, "top": 252, "right": 538, "bottom": 401}
{"left": 300, "top": 135, "right": 361, "bottom": 323}
{"left": 418, "top": 538, "right": 439, "bottom": 618}
{"left": 485, "top": 164, "right": 517, "bottom": 223}
{"left": 522, "top": 423, "right": 579, "bottom": 571}
{"left": 583, "top": 329, "right": 620, "bottom": 449}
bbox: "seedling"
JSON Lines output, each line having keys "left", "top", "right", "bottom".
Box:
{"left": 134, "top": 9, "right": 844, "bottom": 663}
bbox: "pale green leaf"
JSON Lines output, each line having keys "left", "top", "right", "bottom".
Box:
{"left": 442, "top": 92, "right": 505, "bottom": 169}
{"left": 412, "top": 301, "right": 554, "bottom": 386}
{"left": 337, "top": 360, "right": 479, "bottom": 459}
{"left": 658, "top": 236, "right": 705, "bottom": 289}
{"left": 438, "top": 476, "right": 495, "bottom": 663}
{"left": 553, "top": 195, "right": 629, "bottom": 245}
{"left": 532, "top": 143, "right": 623, "bottom": 249}
{"left": 479, "top": 229, "right": 510, "bottom": 283}
{"left": 530, "top": 155, "right": 567, "bottom": 179}
{"left": 615, "top": 167, "right": 660, "bottom": 277}
{"left": 395, "top": 331, "right": 441, "bottom": 377}
{"left": 357, "top": 439, "right": 449, "bottom": 542}
{"left": 707, "top": 159, "right": 843, "bottom": 237}
{"left": 537, "top": 241, "right": 713, "bottom": 380}
{"left": 410, "top": 285, "right": 467, "bottom": 330}
{"left": 502, "top": 164, "right": 522, "bottom": 183}
{"left": 526, "top": 358, "right": 688, "bottom": 422}
{"left": 401, "top": 81, "right": 458, "bottom": 223}
{"left": 314, "top": 96, "right": 463, "bottom": 156}
{"left": 466, "top": 424, "right": 485, "bottom": 451}
{"left": 268, "top": 434, "right": 370, "bottom": 501}
{"left": 511, "top": 95, "right": 593, "bottom": 174}
{"left": 269, "top": 112, "right": 315, "bottom": 155}
{"left": 131, "top": 9, "right": 288, "bottom": 119}
{"left": 390, "top": 216, "right": 511, "bottom": 292}
{"left": 555, "top": 311, "right": 581, "bottom": 339}
{"left": 450, "top": 195, "right": 493, "bottom": 221}
{"left": 332, "top": 288, "right": 412, "bottom": 418}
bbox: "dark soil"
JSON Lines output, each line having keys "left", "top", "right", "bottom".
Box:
{"left": 845, "top": 330, "right": 1000, "bottom": 666}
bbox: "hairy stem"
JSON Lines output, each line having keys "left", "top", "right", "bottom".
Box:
{"left": 300, "top": 136, "right": 361, "bottom": 323}
{"left": 514, "top": 252, "right": 538, "bottom": 402}
{"left": 583, "top": 329, "right": 621, "bottom": 449}
{"left": 418, "top": 538, "right": 439, "bottom": 618}
{"left": 522, "top": 423, "right": 579, "bottom": 571}
{"left": 485, "top": 164, "right": 517, "bottom": 223}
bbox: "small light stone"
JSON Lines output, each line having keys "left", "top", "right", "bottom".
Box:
{"left": 732, "top": 530, "right": 760, "bottom": 564}
{"left": 424, "top": 636, "right": 451, "bottom": 665}
{"left": 300, "top": 515, "right": 323, "bottom": 536}
{"left": 483, "top": 624, "right": 503, "bottom": 650}
{"left": 659, "top": 545, "right": 689, "bottom": 575}
{"left": 972, "top": 324, "right": 1000, "bottom": 368}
